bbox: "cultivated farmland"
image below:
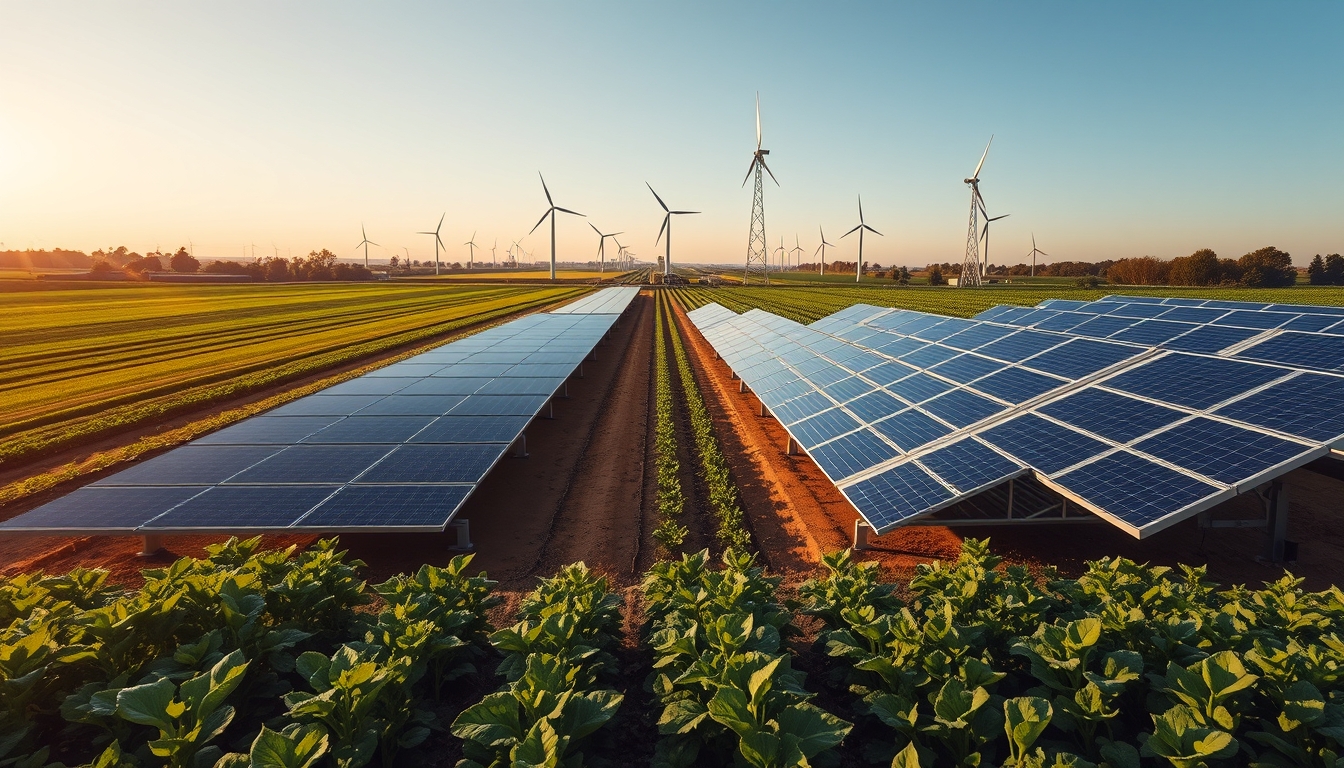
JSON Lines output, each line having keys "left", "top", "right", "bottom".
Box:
{"left": 0, "top": 282, "right": 584, "bottom": 469}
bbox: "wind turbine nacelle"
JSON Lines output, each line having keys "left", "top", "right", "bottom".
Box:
{"left": 964, "top": 178, "right": 975, "bottom": 185}
{"left": 759, "top": 149, "right": 770, "bottom": 155}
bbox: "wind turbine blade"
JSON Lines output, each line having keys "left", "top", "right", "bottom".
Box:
{"left": 755, "top": 91, "right": 762, "bottom": 149}
{"left": 539, "top": 172, "right": 553, "bottom": 206}
{"left": 609, "top": 231, "right": 623, "bottom": 237}
{"left": 554, "top": 207, "right": 585, "bottom": 217}
{"left": 529, "top": 209, "right": 552, "bottom": 235}
{"left": 988, "top": 214, "right": 1010, "bottom": 222}
{"left": 972, "top": 135, "right": 993, "bottom": 179}
{"left": 864, "top": 225, "right": 884, "bottom": 237}
{"left": 671, "top": 210, "right": 699, "bottom": 215}
{"left": 646, "top": 183, "right": 669, "bottom": 212}
{"left": 1038, "top": 250, "right": 1049, "bottom": 257}
{"left": 760, "top": 157, "right": 779, "bottom": 186}
{"left": 589, "top": 221, "right": 602, "bottom": 236}
{"left": 368, "top": 241, "right": 379, "bottom": 247}
{"left": 981, "top": 223, "right": 989, "bottom": 242}
{"left": 743, "top": 158, "right": 757, "bottom": 187}
{"left": 436, "top": 212, "right": 445, "bottom": 233}
{"left": 655, "top": 214, "right": 668, "bottom": 246}
{"left": 841, "top": 224, "right": 862, "bottom": 238}
{"left": 857, "top": 194, "right": 865, "bottom": 224}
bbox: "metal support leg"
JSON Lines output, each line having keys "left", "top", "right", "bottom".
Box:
{"left": 578, "top": 363, "right": 584, "bottom": 379}
{"left": 758, "top": 401, "right": 768, "bottom": 417}
{"left": 787, "top": 437, "right": 800, "bottom": 456}
{"left": 138, "top": 535, "right": 164, "bottom": 557}
{"left": 560, "top": 382, "right": 570, "bottom": 399}
{"left": 448, "top": 519, "right": 474, "bottom": 551}
{"left": 1264, "top": 480, "right": 1290, "bottom": 562}
{"left": 739, "top": 379, "right": 747, "bottom": 393}
{"left": 853, "top": 520, "right": 872, "bottom": 551}
{"left": 545, "top": 400, "right": 554, "bottom": 419}
{"left": 730, "top": 370, "right": 738, "bottom": 380}
{"left": 514, "top": 433, "right": 529, "bottom": 458}
{"left": 1006, "top": 479, "right": 1015, "bottom": 519}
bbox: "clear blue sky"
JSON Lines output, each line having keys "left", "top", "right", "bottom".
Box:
{"left": 1, "top": 1, "right": 1340, "bottom": 267}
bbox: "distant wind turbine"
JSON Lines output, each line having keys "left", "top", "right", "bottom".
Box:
{"left": 356, "top": 224, "right": 378, "bottom": 268}
{"left": 774, "top": 237, "right": 786, "bottom": 272}
{"left": 814, "top": 226, "right": 834, "bottom": 276}
{"left": 980, "top": 213, "right": 1010, "bottom": 278}
{"left": 464, "top": 231, "right": 479, "bottom": 269}
{"left": 529, "top": 173, "right": 584, "bottom": 281}
{"left": 840, "top": 195, "right": 883, "bottom": 284}
{"left": 589, "top": 223, "right": 622, "bottom": 274}
{"left": 491, "top": 238, "right": 498, "bottom": 266}
{"left": 417, "top": 213, "right": 446, "bottom": 275}
{"left": 789, "top": 234, "right": 804, "bottom": 270}
{"left": 648, "top": 183, "right": 698, "bottom": 277}
{"left": 1026, "top": 234, "right": 1047, "bottom": 277}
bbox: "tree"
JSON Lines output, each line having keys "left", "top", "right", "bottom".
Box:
{"left": 1237, "top": 246, "right": 1296, "bottom": 288}
{"left": 897, "top": 266, "right": 911, "bottom": 286}
{"left": 927, "top": 264, "right": 945, "bottom": 286}
{"left": 1308, "top": 254, "right": 1328, "bottom": 285}
{"left": 125, "top": 255, "right": 163, "bottom": 273}
{"left": 1325, "top": 254, "right": 1344, "bottom": 286}
{"left": 170, "top": 248, "right": 199, "bottom": 273}
{"left": 389, "top": 255, "right": 399, "bottom": 270}
{"left": 1168, "top": 248, "right": 1220, "bottom": 286}
{"left": 1105, "top": 256, "right": 1169, "bottom": 285}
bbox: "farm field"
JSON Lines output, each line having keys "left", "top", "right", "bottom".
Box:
{"left": 0, "top": 282, "right": 584, "bottom": 470}
{"left": 675, "top": 284, "right": 1344, "bottom": 323}
{"left": 399, "top": 269, "right": 631, "bottom": 281}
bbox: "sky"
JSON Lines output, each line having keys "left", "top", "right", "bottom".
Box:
{"left": 1, "top": 2, "right": 1341, "bottom": 268}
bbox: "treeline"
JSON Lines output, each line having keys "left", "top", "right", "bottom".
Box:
{"left": 199, "top": 250, "right": 374, "bottom": 281}
{"left": 1104, "top": 246, "right": 1310, "bottom": 287}
{"left": 6, "top": 246, "right": 375, "bottom": 282}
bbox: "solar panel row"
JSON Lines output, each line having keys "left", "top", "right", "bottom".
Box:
{"left": 688, "top": 296, "right": 1344, "bottom": 539}
{"left": 2, "top": 287, "right": 638, "bottom": 535}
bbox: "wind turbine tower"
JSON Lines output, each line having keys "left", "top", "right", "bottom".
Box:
{"left": 529, "top": 173, "right": 584, "bottom": 281}
{"left": 491, "top": 239, "right": 498, "bottom": 266}
{"left": 789, "top": 235, "right": 804, "bottom": 271}
{"left": 1026, "top": 234, "right": 1048, "bottom": 277}
{"left": 589, "top": 223, "right": 622, "bottom": 274}
{"left": 814, "top": 226, "right": 834, "bottom": 276}
{"left": 418, "top": 214, "right": 446, "bottom": 275}
{"left": 742, "top": 93, "right": 777, "bottom": 285}
{"left": 648, "top": 183, "right": 698, "bottom": 277}
{"left": 464, "top": 231, "right": 480, "bottom": 269}
{"left": 841, "top": 195, "right": 882, "bottom": 284}
{"left": 961, "top": 136, "right": 993, "bottom": 287}
{"left": 356, "top": 225, "right": 378, "bottom": 268}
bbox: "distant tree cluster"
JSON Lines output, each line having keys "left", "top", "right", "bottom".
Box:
{"left": 0, "top": 248, "right": 95, "bottom": 269}
{"left": 201, "top": 249, "right": 373, "bottom": 281}
{"left": 1104, "top": 246, "right": 1297, "bottom": 288}
{"left": 1307, "top": 254, "right": 1344, "bottom": 285}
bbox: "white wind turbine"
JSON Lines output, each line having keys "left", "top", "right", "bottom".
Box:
{"left": 417, "top": 213, "right": 446, "bottom": 275}
{"left": 814, "top": 225, "right": 835, "bottom": 276}
{"left": 529, "top": 173, "right": 585, "bottom": 281}
{"left": 355, "top": 224, "right": 378, "bottom": 268}
{"left": 840, "top": 195, "right": 882, "bottom": 283}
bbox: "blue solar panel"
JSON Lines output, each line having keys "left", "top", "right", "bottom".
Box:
{"left": 225, "top": 445, "right": 393, "bottom": 484}
{"left": 843, "top": 390, "right": 906, "bottom": 422}
{"left": 1033, "top": 312, "right": 1090, "bottom": 332}
{"left": 912, "top": 318, "right": 975, "bottom": 341}
{"left": 941, "top": 323, "right": 1016, "bottom": 351}
{"left": 919, "top": 438, "right": 1024, "bottom": 493}
{"left": 1104, "top": 353, "right": 1287, "bottom": 410}
{"left": 434, "top": 363, "right": 514, "bottom": 377}
{"left": 1052, "top": 451, "right": 1222, "bottom": 529}
{"left": 397, "top": 377, "right": 492, "bottom": 396}
{"left": 805, "top": 364, "right": 851, "bottom": 387}
{"left": 1069, "top": 315, "right": 1139, "bottom": 339}
{"left": 193, "top": 416, "right": 344, "bottom": 445}
{"left": 791, "top": 409, "right": 863, "bottom": 448}
{"left": 773, "top": 392, "right": 836, "bottom": 425}
{"left": 1280, "top": 314, "right": 1342, "bottom": 332}
{"left": 901, "top": 344, "right": 960, "bottom": 368}
{"left": 871, "top": 409, "right": 951, "bottom": 451}
{"left": 1160, "top": 324, "right": 1262, "bottom": 354}
{"left": 1155, "top": 306, "right": 1229, "bottom": 324}
{"left": 1212, "top": 373, "right": 1344, "bottom": 443}
{"left": 475, "top": 377, "right": 566, "bottom": 396}
{"left": 862, "top": 361, "right": 917, "bottom": 386}
{"left": 1106, "top": 303, "right": 1169, "bottom": 319}
{"left": 1234, "top": 332, "right": 1344, "bottom": 373}
{"left": 820, "top": 376, "right": 873, "bottom": 403}
{"left": 0, "top": 486, "right": 206, "bottom": 531}
{"left": 888, "top": 373, "right": 953, "bottom": 404}
{"left": 356, "top": 444, "right": 504, "bottom": 484}
{"left": 410, "top": 415, "right": 532, "bottom": 443}
{"left": 93, "top": 445, "right": 282, "bottom": 486}
{"left": 969, "top": 367, "right": 1064, "bottom": 404}
{"left": 1022, "top": 339, "right": 1141, "bottom": 379}
{"left": 298, "top": 485, "right": 472, "bottom": 529}
{"left": 268, "top": 395, "right": 384, "bottom": 417}
{"left": 301, "top": 416, "right": 436, "bottom": 444}
{"left": 503, "top": 364, "right": 578, "bottom": 378}
{"left": 1220, "top": 310, "right": 1293, "bottom": 330}
{"left": 979, "top": 414, "right": 1109, "bottom": 475}
{"left": 921, "top": 389, "right": 1004, "bottom": 428}
{"left": 354, "top": 396, "right": 465, "bottom": 416}
{"left": 872, "top": 336, "right": 926, "bottom": 359}
{"left": 928, "top": 354, "right": 1005, "bottom": 384}
{"left": 321, "top": 378, "right": 418, "bottom": 396}
{"left": 843, "top": 463, "right": 954, "bottom": 531}
{"left": 1108, "top": 320, "right": 1193, "bottom": 346}
{"left": 808, "top": 429, "right": 900, "bottom": 479}
{"left": 143, "top": 485, "right": 338, "bottom": 529}
{"left": 1134, "top": 417, "right": 1314, "bottom": 486}
{"left": 448, "top": 394, "right": 550, "bottom": 416}
{"left": 366, "top": 363, "right": 446, "bottom": 378}
{"left": 1038, "top": 388, "right": 1184, "bottom": 443}
{"left": 976, "top": 330, "right": 1065, "bottom": 362}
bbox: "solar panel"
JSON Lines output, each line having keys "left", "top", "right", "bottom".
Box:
{"left": 927, "top": 353, "right": 1005, "bottom": 384}
{"left": 192, "top": 416, "right": 344, "bottom": 445}
{"left": 321, "top": 378, "right": 419, "bottom": 396}
{"left": 871, "top": 409, "right": 951, "bottom": 451}
{"left": 842, "top": 463, "right": 954, "bottom": 530}
{"left": 920, "top": 389, "right": 1004, "bottom": 428}
{"left": 843, "top": 390, "right": 907, "bottom": 423}
{"left": 268, "top": 395, "right": 385, "bottom": 417}
{"left": 979, "top": 414, "right": 1109, "bottom": 475}
{"left": 918, "top": 438, "right": 1025, "bottom": 494}
{"left": 808, "top": 429, "right": 900, "bottom": 480}
{"left": 1021, "top": 339, "right": 1141, "bottom": 379}
{"left": 1132, "top": 417, "right": 1317, "bottom": 487}
{"left": 790, "top": 409, "right": 863, "bottom": 449}
{"left": 1212, "top": 373, "right": 1344, "bottom": 443}
{"left": 1234, "top": 332, "right": 1344, "bottom": 372}
{"left": 355, "top": 444, "right": 505, "bottom": 484}
{"left": 397, "top": 377, "right": 492, "bottom": 396}
{"left": 226, "top": 445, "right": 394, "bottom": 484}
{"left": 969, "top": 366, "right": 1064, "bottom": 404}
{"left": 1037, "top": 388, "right": 1184, "bottom": 443}
{"left": 296, "top": 485, "right": 473, "bottom": 529}
{"left": 300, "top": 416, "right": 437, "bottom": 444}
{"left": 92, "top": 445, "right": 282, "bottom": 486}
{"left": 354, "top": 396, "right": 465, "bottom": 416}
{"left": 976, "top": 330, "right": 1065, "bottom": 362}
{"left": 1102, "top": 353, "right": 1286, "bottom": 410}
{"left": 432, "top": 363, "right": 514, "bottom": 378}
{"left": 448, "top": 394, "right": 550, "bottom": 416}
{"left": 410, "top": 415, "right": 532, "bottom": 444}
{"left": 888, "top": 373, "right": 953, "bottom": 404}
{"left": 0, "top": 486, "right": 206, "bottom": 532}
{"left": 1050, "top": 451, "right": 1224, "bottom": 532}
{"left": 143, "top": 485, "right": 338, "bottom": 530}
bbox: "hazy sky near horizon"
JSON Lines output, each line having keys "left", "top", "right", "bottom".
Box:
{"left": 1, "top": 2, "right": 1341, "bottom": 268}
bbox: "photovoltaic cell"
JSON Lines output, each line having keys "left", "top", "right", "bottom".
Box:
{"left": 791, "top": 409, "right": 863, "bottom": 449}
{"left": 871, "top": 409, "right": 951, "bottom": 451}
{"left": 1052, "top": 451, "right": 1222, "bottom": 529}
{"left": 862, "top": 361, "right": 916, "bottom": 386}
{"left": 354, "top": 396, "right": 465, "bottom": 416}
{"left": 226, "top": 445, "right": 393, "bottom": 484}
{"left": 843, "top": 390, "right": 907, "bottom": 422}
{"left": 93, "top": 445, "right": 282, "bottom": 486}
{"left": 321, "top": 378, "right": 419, "bottom": 396}
{"left": 919, "top": 438, "right": 1024, "bottom": 493}
{"left": 1160, "top": 324, "right": 1262, "bottom": 354}
{"left": 410, "top": 415, "right": 532, "bottom": 444}
{"left": 268, "top": 395, "right": 384, "bottom": 416}
{"left": 1134, "top": 417, "right": 1314, "bottom": 486}
{"left": 448, "top": 394, "right": 550, "bottom": 416}
{"left": 1108, "top": 320, "right": 1193, "bottom": 346}
{"left": 976, "top": 330, "right": 1065, "bottom": 362}
{"left": 0, "top": 486, "right": 206, "bottom": 531}
{"left": 843, "top": 463, "right": 954, "bottom": 531}
{"left": 888, "top": 373, "right": 953, "bottom": 404}
{"left": 928, "top": 354, "right": 1004, "bottom": 383}
{"left": 969, "top": 367, "right": 1064, "bottom": 404}
{"left": 1104, "top": 354, "right": 1287, "bottom": 410}
{"left": 193, "top": 416, "right": 344, "bottom": 445}
{"left": 822, "top": 376, "right": 875, "bottom": 403}
{"left": 433, "top": 363, "right": 514, "bottom": 378}
{"left": 1022, "top": 339, "right": 1141, "bottom": 379}
{"left": 920, "top": 389, "right": 1004, "bottom": 428}
{"left": 979, "top": 414, "right": 1109, "bottom": 475}
{"left": 143, "top": 485, "right": 338, "bottom": 529}
{"left": 773, "top": 392, "right": 837, "bottom": 425}
{"left": 942, "top": 323, "right": 1016, "bottom": 350}
{"left": 1038, "top": 388, "right": 1184, "bottom": 443}
{"left": 297, "top": 484, "right": 474, "bottom": 529}
{"left": 397, "top": 377, "right": 492, "bottom": 396}
{"left": 1234, "top": 332, "right": 1344, "bottom": 373}
{"left": 301, "top": 416, "right": 436, "bottom": 444}
{"left": 1069, "top": 315, "right": 1139, "bottom": 339}
{"left": 808, "top": 430, "right": 900, "bottom": 480}
{"left": 900, "top": 344, "right": 960, "bottom": 369}
{"left": 1212, "top": 373, "right": 1344, "bottom": 443}
{"left": 475, "top": 377, "right": 566, "bottom": 396}
{"left": 356, "top": 444, "right": 504, "bottom": 484}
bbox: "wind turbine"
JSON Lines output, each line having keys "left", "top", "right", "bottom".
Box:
{"left": 814, "top": 225, "right": 834, "bottom": 276}
{"left": 840, "top": 195, "right": 882, "bottom": 284}
{"left": 355, "top": 224, "right": 378, "bottom": 268}
{"left": 589, "top": 223, "right": 622, "bottom": 274}
{"left": 648, "top": 183, "right": 698, "bottom": 277}
{"left": 1026, "top": 234, "right": 1047, "bottom": 277}
{"left": 789, "top": 234, "right": 804, "bottom": 271}
{"left": 464, "top": 231, "right": 479, "bottom": 269}
{"left": 417, "top": 213, "right": 446, "bottom": 275}
{"left": 961, "top": 136, "right": 993, "bottom": 287}
{"left": 774, "top": 237, "right": 786, "bottom": 272}
{"left": 491, "top": 238, "right": 498, "bottom": 267}
{"left": 980, "top": 213, "right": 1010, "bottom": 279}
{"left": 529, "top": 173, "right": 584, "bottom": 281}
{"left": 743, "top": 92, "right": 778, "bottom": 284}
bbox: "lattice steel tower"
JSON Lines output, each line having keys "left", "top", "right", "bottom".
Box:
{"left": 960, "top": 136, "right": 993, "bottom": 288}
{"left": 743, "top": 94, "right": 777, "bottom": 285}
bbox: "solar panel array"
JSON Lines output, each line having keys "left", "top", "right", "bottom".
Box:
{"left": 689, "top": 296, "right": 1344, "bottom": 539}
{"left": 2, "top": 288, "right": 637, "bottom": 535}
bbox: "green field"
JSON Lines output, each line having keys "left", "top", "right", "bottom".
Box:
{"left": 0, "top": 282, "right": 585, "bottom": 468}
{"left": 674, "top": 284, "right": 1344, "bottom": 323}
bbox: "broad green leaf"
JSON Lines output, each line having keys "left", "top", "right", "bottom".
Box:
{"left": 890, "top": 741, "right": 922, "bottom": 768}
{"left": 452, "top": 692, "right": 523, "bottom": 746}
{"left": 115, "top": 678, "right": 178, "bottom": 732}
{"left": 1004, "top": 696, "right": 1052, "bottom": 760}
{"left": 776, "top": 703, "right": 850, "bottom": 759}
{"left": 708, "top": 685, "right": 756, "bottom": 740}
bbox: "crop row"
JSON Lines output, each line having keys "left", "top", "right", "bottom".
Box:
{"left": 652, "top": 292, "right": 689, "bottom": 550}
{"left": 661, "top": 294, "right": 752, "bottom": 553}
{"left": 797, "top": 539, "right": 1344, "bottom": 767}
{"left": 0, "top": 284, "right": 583, "bottom": 468}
